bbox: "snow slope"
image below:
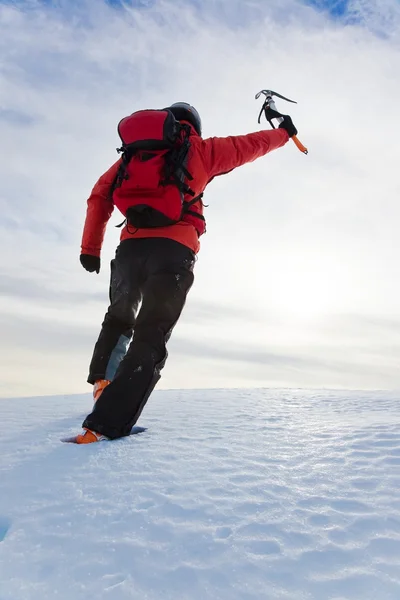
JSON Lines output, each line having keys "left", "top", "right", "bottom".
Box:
{"left": 1, "top": 388, "right": 400, "bottom": 600}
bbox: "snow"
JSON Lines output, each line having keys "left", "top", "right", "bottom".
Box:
{"left": 1, "top": 388, "right": 400, "bottom": 599}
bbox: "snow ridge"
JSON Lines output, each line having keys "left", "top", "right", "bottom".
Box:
{"left": 1, "top": 389, "right": 400, "bottom": 599}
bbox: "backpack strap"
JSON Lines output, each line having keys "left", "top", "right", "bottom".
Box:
{"left": 161, "top": 126, "right": 195, "bottom": 197}
{"left": 182, "top": 193, "right": 205, "bottom": 221}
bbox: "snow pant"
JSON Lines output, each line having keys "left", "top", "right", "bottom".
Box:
{"left": 82, "top": 237, "right": 195, "bottom": 439}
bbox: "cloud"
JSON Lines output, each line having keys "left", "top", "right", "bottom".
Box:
{"left": 0, "top": 272, "right": 105, "bottom": 305}
{"left": 168, "top": 311, "right": 400, "bottom": 390}
{"left": 1, "top": 0, "right": 400, "bottom": 396}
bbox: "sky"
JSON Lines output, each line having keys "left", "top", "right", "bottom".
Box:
{"left": 0, "top": 0, "right": 400, "bottom": 397}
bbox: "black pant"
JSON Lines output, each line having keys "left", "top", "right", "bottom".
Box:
{"left": 83, "top": 237, "right": 195, "bottom": 439}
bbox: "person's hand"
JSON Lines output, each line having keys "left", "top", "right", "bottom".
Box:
{"left": 80, "top": 254, "right": 100, "bottom": 274}
{"left": 279, "top": 115, "right": 298, "bottom": 138}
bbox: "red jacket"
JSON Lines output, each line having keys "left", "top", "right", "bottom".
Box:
{"left": 81, "top": 128, "right": 289, "bottom": 255}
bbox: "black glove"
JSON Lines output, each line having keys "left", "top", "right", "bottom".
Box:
{"left": 279, "top": 115, "right": 298, "bottom": 138}
{"left": 80, "top": 254, "right": 100, "bottom": 274}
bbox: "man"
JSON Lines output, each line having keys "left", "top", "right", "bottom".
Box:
{"left": 76, "top": 102, "right": 297, "bottom": 443}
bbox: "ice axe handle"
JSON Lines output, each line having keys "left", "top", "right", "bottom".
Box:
{"left": 266, "top": 97, "right": 308, "bottom": 155}
{"left": 292, "top": 135, "right": 308, "bottom": 155}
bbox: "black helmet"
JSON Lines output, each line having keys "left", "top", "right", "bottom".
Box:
{"left": 167, "top": 102, "right": 202, "bottom": 135}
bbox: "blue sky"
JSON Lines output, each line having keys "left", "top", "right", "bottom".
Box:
{"left": 0, "top": 0, "right": 387, "bottom": 36}
{"left": 305, "top": 0, "right": 348, "bottom": 16}
{"left": 103, "top": 0, "right": 350, "bottom": 17}
{"left": 0, "top": 0, "right": 352, "bottom": 19}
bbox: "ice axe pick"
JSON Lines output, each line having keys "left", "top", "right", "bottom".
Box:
{"left": 255, "top": 89, "right": 308, "bottom": 155}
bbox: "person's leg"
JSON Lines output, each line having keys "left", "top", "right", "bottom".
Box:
{"left": 87, "top": 243, "right": 143, "bottom": 385}
{"left": 82, "top": 239, "right": 195, "bottom": 439}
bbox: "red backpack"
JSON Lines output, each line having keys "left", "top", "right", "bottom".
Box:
{"left": 111, "top": 109, "right": 205, "bottom": 235}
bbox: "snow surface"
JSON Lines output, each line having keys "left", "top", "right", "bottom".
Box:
{"left": 1, "top": 388, "right": 400, "bottom": 600}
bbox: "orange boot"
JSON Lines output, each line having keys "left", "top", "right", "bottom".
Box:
{"left": 75, "top": 428, "right": 109, "bottom": 444}
{"left": 93, "top": 379, "right": 111, "bottom": 403}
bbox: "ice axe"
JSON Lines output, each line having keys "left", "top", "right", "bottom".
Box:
{"left": 255, "top": 89, "right": 308, "bottom": 155}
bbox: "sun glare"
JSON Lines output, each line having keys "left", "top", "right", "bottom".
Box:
{"left": 267, "top": 252, "right": 350, "bottom": 321}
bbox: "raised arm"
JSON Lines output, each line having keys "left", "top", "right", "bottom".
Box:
{"left": 201, "top": 128, "right": 289, "bottom": 180}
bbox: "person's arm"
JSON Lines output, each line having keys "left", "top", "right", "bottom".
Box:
{"left": 201, "top": 128, "right": 289, "bottom": 181}
{"left": 80, "top": 160, "right": 120, "bottom": 259}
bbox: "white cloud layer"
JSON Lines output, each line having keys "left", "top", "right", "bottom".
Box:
{"left": 1, "top": 0, "right": 399, "bottom": 396}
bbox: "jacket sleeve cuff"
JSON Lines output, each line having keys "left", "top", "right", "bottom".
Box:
{"left": 80, "top": 247, "right": 101, "bottom": 257}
